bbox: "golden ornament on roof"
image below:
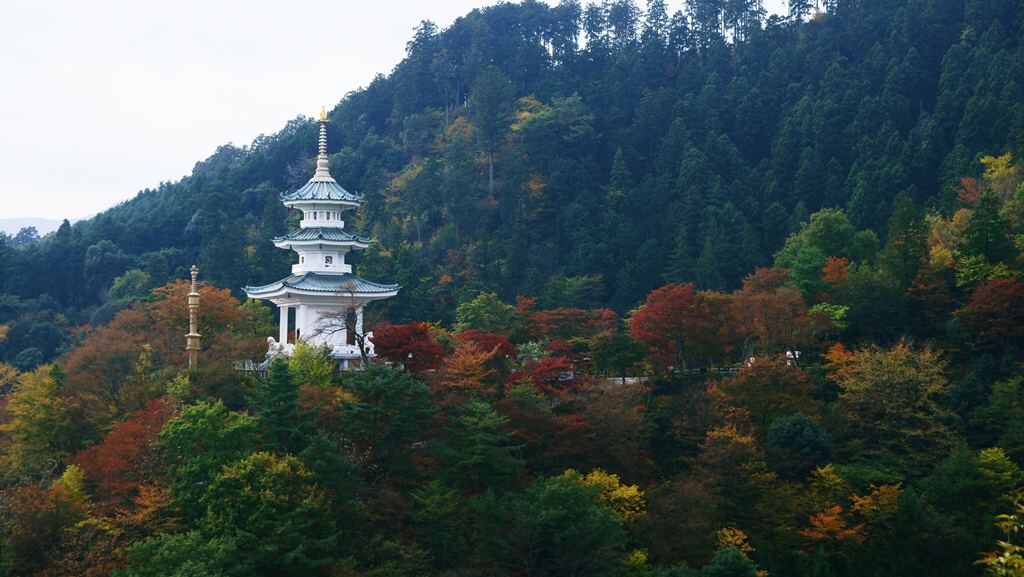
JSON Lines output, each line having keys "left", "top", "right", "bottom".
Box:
{"left": 319, "top": 106, "right": 328, "bottom": 121}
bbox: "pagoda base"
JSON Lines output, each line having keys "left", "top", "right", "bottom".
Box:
{"left": 261, "top": 335, "right": 375, "bottom": 371}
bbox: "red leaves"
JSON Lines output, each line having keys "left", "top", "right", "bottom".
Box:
{"left": 629, "top": 284, "right": 738, "bottom": 370}
{"left": 955, "top": 277, "right": 1024, "bottom": 351}
{"left": 629, "top": 283, "right": 699, "bottom": 370}
{"left": 373, "top": 322, "right": 446, "bottom": 374}
{"left": 73, "top": 398, "right": 174, "bottom": 507}
{"left": 740, "top": 267, "right": 790, "bottom": 293}
{"left": 457, "top": 329, "right": 516, "bottom": 359}
{"left": 531, "top": 308, "right": 619, "bottom": 340}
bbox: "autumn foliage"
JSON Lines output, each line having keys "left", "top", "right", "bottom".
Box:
{"left": 629, "top": 283, "right": 737, "bottom": 370}
{"left": 373, "top": 322, "right": 447, "bottom": 373}
{"left": 73, "top": 398, "right": 175, "bottom": 507}
{"left": 954, "top": 277, "right": 1024, "bottom": 350}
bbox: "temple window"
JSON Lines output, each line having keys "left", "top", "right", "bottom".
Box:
{"left": 325, "top": 256, "right": 333, "bottom": 265}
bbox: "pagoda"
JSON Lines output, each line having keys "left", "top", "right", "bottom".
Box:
{"left": 245, "top": 108, "right": 399, "bottom": 368}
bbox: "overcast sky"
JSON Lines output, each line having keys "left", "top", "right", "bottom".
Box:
{"left": 0, "top": 0, "right": 783, "bottom": 221}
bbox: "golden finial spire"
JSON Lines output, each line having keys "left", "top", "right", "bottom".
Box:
{"left": 312, "top": 107, "right": 333, "bottom": 181}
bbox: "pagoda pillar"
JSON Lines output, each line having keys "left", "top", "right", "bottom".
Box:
{"left": 296, "top": 304, "right": 307, "bottom": 340}
{"left": 278, "top": 306, "right": 289, "bottom": 343}
{"left": 355, "top": 306, "right": 364, "bottom": 336}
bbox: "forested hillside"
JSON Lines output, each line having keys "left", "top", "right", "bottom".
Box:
{"left": 1, "top": 0, "right": 1022, "bottom": 368}
{"left": 2, "top": 0, "right": 1024, "bottom": 575}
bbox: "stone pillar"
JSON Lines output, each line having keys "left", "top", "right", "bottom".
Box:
{"left": 279, "top": 306, "right": 289, "bottom": 343}
{"left": 355, "top": 306, "right": 364, "bottom": 336}
{"left": 296, "top": 305, "right": 307, "bottom": 341}
{"left": 338, "top": 308, "right": 348, "bottom": 345}
{"left": 185, "top": 265, "right": 201, "bottom": 369}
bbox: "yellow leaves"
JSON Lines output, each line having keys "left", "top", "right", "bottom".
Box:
{"left": 698, "top": 424, "right": 777, "bottom": 489}
{"left": 926, "top": 211, "right": 958, "bottom": 253}
{"left": 978, "top": 447, "right": 1024, "bottom": 502}
{"left": 982, "top": 153, "right": 1015, "bottom": 180}
{"left": 1, "top": 365, "right": 71, "bottom": 478}
{"left": 622, "top": 549, "right": 649, "bottom": 568}
{"left": 51, "top": 464, "right": 90, "bottom": 508}
{"left": 830, "top": 341, "right": 949, "bottom": 425}
{"left": 0, "top": 363, "right": 18, "bottom": 391}
{"left": 166, "top": 374, "right": 192, "bottom": 402}
{"left": 558, "top": 468, "right": 646, "bottom": 523}
{"left": 951, "top": 207, "right": 973, "bottom": 233}
{"left": 981, "top": 153, "right": 1021, "bottom": 198}
{"left": 809, "top": 464, "right": 850, "bottom": 509}
{"left": 0, "top": 324, "right": 7, "bottom": 342}
{"left": 570, "top": 468, "right": 646, "bottom": 522}
{"left": 287, "top": 340, "right": 337, "bottom": 388}
{"left": 443, "top": 115, "right": 474, "bottom": 140}
{"left": 388, "top": 159, "right": 425, "bottom": 193}
{"left": 511, "top": 96, "right": 546, "bottom": 133}
{"left": 928, "top": 244, "right": 956, "bottom": 270}
{"left": 715, "top": 527, "right": 769, "bottom": 576}
{"left": 717, "top": 527, "right": 755, "bottom": 555}
{"left": 705, "top": 422, "right": 756, "bottom": 447}
{"left": 978, "top": 500, "right": 1024, "bottom": 575}
{"left": 850, "top": 483, "right": 902, "bottom": 522}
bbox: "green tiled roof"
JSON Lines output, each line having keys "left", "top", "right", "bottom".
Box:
{"left": 280, "top": 180, "right": 363, "bottom": 203}
{"left": 245, "top": 272, "right": 399, "bottom": 296}
{"left": 273, "top": 227, "right": 370, "bottom": 244}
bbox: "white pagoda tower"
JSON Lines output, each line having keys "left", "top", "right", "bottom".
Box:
{"left": 245, "top": 108, "right": 399, "bottom": 368}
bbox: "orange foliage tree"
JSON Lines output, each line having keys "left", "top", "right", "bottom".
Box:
{"left": 730, "top": 281, "right": 831, "bottom": 361}
{"left": 801, "top": 505, "right": 865, "bottom": 549}
{"left": 60, "top": 280, "right": 258, "bottom": 425}
{"left": 442, "top": 342, "right": 499, "bottom": 394}
{"left": 822, "top": 257, "right": 849, "bottom": 286}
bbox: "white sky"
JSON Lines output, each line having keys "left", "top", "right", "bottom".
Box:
{"left": 0, "top": 0, "right": 783, "bottom": 221}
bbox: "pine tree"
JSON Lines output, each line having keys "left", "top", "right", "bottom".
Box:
{"left": 469, "top": 66, "right": 514, "bottom": 196}
{"left": 664, "top": 221, "right": 696, "bottom": 283}
{"left": 881, "top": 195, "right": 927, "bottom": 289}
{"left": 960, "top": 192, "right": 1015, "bottom": 264}
{"left": 252, "top": 358, "right": 308, "bottom": 453}
{"left": 435, "top": 399, "right": 522, "bottom": 493}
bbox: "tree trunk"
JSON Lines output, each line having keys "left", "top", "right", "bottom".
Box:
{"left": 488, "top": 152, "right": 495, "bottom": 196}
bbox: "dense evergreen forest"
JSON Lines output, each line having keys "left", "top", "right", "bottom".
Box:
{"left": 2, "top": 0, "right": 1024, "bottom": 575}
